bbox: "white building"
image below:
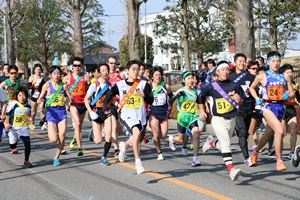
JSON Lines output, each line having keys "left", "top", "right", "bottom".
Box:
{"left": 139, "top": 10, "right": 234, "bottom": 71}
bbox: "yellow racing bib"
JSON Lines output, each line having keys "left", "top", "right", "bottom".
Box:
{"left": 181, "top": 100, "right": 197, "bottom": 113}
{"left": 13, "top": 114, "right": 27, "bottom": 127}
{"left": 49, "top": 94, "right": 65, "bottom": 106}
{"left": 125, "top": 93, "right": 143, "bottom": 109}
{"left": 215, "top": 97, "right": 234, "bottom": 114}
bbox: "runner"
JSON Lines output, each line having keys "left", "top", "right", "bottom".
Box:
{"left": 84, "top": 63, "right": 115, "bottom": 166}
{"left": 103, "top": 60, "right": 154, "bottom": 174}
{"left": 200, "top": 61, "right": 244, "bottom": 181}
{"left": 37, "top": 66, "right": 71, "bottom": 166}
{"left": 0, "top": 65, "right": 20, "bottom": 102}
{"left": 168, "top": 71, "right": 203, "bottom": 167}
{"left": 229, "top": 53, "right": 255, "bottom": 166}
{"left": 249, "top": 51, "right": 295, "bottom": 171}
{"left": 280, "top": 64, "right": 300, "bottom": 159}
{"left": 149, "top": 66, "right": 172, "bottom": 160}
{"left": 28, "top": 64, "right": 46, "bottom": 127}
{"left": 64, "top": 57, "right": 90, "bottom": 156}
{"left": 0, "top": 87, "right": 8, "bottom": 144}
{"left": 4, "top": 86, "right": 33, "bottom": 167}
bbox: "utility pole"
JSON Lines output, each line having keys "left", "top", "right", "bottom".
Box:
{"left": 144, "top": 0, "right": 147, "bottom": 63}
{"left": 4, "top": 16, "right": 8, "bottom": 63}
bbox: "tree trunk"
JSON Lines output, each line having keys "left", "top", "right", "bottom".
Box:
{"left": 182, "top": 0, "right": 190, "bottom": 71}
{"left": 126, "top": 0, "right": 143, "bottom": 60}
{"left": 5, "top": 7, "right": 15, "bottom": 65}
{"left": 256, "top": 18, "right": 261, "bottom": 56}
{"left": 233, "top": 0, "right": 255, "bottom": 59}
{"left": 73, "top": 0, "right": 83, "bottom": 58}
{"left": 197, "top": 51, "right": 203, "bottom": 71}
{"left": 269, "top": 16, "right": 278, "bottom": 51}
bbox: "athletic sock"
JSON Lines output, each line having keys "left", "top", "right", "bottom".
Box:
{"left": 222, "top": 152, "right": 234, "bottom": 172}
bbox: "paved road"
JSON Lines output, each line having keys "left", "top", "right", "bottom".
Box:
{"left": 0, "top": 114, "right": 299, "bottom": 200}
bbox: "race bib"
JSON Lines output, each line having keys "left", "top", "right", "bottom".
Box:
{"left": 96, "top": 95, "right": 106, "bottom": 108}
{"left": 71, "top": 84, "right": 85, "bottom": 96}
{"left": 49, "top": 94, "right": 65, "bottom": 106}
{"left": 125, "top": 94, "right": 143, "bottom": 109}
{"left": 153, "top": 93, "right": 166, "bottom": 106}
{"left": 267, "top": 85, "right": 285, "bottom": 100}
{"left": 215, "top": 97, "right": 234, "bottom": 114}
{"left": 181, "top": 100, "right": 197, "bottom": 113}
{"left": 13, "top": 114, "right": 27, "bottom": 127}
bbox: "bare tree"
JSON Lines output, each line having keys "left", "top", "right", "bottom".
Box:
{"left": 125, "top": 0, "right": 145, "bottom": 60}
{"left": 0, "top": 0, "right": 32, "bottom": 65}
{"left": 233, "top": 0, "right": 255, "bottom": 59}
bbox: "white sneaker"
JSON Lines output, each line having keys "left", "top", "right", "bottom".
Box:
{"left": 118, "top": 142, "right": 127, "bottom": 162}
{"left": 229, "top": 167, "right": 242, "bottom": 181}
{"left": 157, "top": 153, "right": 164, "bottom": 161}
{"left": 244, "top": 157, "right": 253, "bottom": 167}
{"left": 135, "top": 162, "right": 145, "bottom": 174}
{"left": 61, "top": 149, "right": 67, "bottom": 155}
{"left": 41, "top": 124, "right": 47, "bottom": 130}
{"left": 191, "top": 157, "right": 202, "bottom": 167}
{"left": 168, "top": 135, "right": 176, "bottom": 151}
{"left": 182, "top": 148, "right": 188, "bottom": 156}
{"left": 202, "top": 135, "right": 214, "bottom": 153}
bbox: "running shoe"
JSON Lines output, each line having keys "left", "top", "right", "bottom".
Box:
{"left": 276, "top": 160, "right": 287, "bottom": 171}
{"left": 135, "top": 162, "right": 145, "bottom": 174}
{"left": 191, "top": 157, "right": 202, "bottom": 167}
{"left": 157, "top": 153, "right": 164, "bottom": 161}
{"left": 61, "top": 149, "right": 67, "bottom": 155}
{"left": 168, "top": 135, "right": 176, "bottom": 151}
{"left": 100, "top": 157, "right": 111, "bottom": 166}
{"left": 244, "top": 157, "right": 253, "bottom": 167}
{"left": 77, "top": 148, "right": 83, "bottom": 156}
{"left": 143, "top": 136, "right": 149, "bottom": 144}
{"left": 292, "top": 145, "right": 300, "bottom": 167}
{"left": 69, "top": 138, "right": 77, "bottom": 149}
{"left": 114, "top": 150, "right": 120, "bottom": 159}
{"left": 202, "top": 135, "right": 214, "bottom": 153}
{"left": 259, "top": 147, "right": 266, "bottom": 153}
{"left": 23, "top": 160, "right": 33, "bottom": 168}
{"left": 251, "top": 145, "right": 258, "bottom": 165}
{"left": 230, "top": 168, "right": 242, "bottom": 181}
{"left": 267, "top": 146, "right": 275, "bottom": 156}
{"left": 53, "top": 158, "right": 60, "bottom": 166}
{"left": 182, "top": 147, "right": 188, "bottom": 156}
{"left": 88, "top": 130, "right": 94, "bottom": 142}
{"left": 189, "top": 144, "right": 194, "bottom": 150}
{"left": 10, "top": 148, "right": 18, "bottom": 154}
{"left": 41, "top": 124, "right": 47, "bottom": 130}
{"left": 118, "top": 142, "right": 127, "bottom": 162}
{"left": 287, "top": 152, "right": 294, "bottom": 160}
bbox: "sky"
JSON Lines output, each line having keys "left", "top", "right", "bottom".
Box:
{"left": 100, "top": 1, "right": 174, "bottom": 51}
{"left": 100, "top": 1, "right": 300, "bottom": 52}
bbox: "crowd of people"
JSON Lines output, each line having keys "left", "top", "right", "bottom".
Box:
{"left": 0, "top": 51, "right": 299, "bottom": 181}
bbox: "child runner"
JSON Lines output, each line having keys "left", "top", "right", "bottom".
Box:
{"left": 200, "top": 61, "right": 244, "bottom": 181}
{"left": 168, "top": 71, "right": 203, "bottom": 167}
{"left": 249, "top": 51, "right": 295, "bottom": 171}
{"left": 37, "top": 66, "right": 71, "bottom": 166}
{"left": 0, "top": 87, "right": 8, "bottom": 144}
{"left": 27, "top": 63, "right": 46, "bottom": 127}
{"left": 5, "top": 86, "right": 33, "bottom": 167}
{"left": 84, "top": 63, "right": 115, "bottom": 166}
{"left": 149, "top": 66, "right": 172, "bottom": 161}
{"left": 103, "top": 60, "right": 154, "bottom": 174}
{"left": 280, "top": 64, "right": 300, "bottom": 159}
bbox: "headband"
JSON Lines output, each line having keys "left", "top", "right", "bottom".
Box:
{"left": 216, "top": 63, "right": 229, "bottom": 71}
{"left": 182, "top": 71, "right": 192, "bottom": 79}
{"left": 267, "top": 55, "right": 281, "bottom": 62}
{"left": 52, "top": 69, "right": 60, "bottom": 74}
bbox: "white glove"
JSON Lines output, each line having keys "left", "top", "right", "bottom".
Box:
{"left": 89, "top": 111, "right": 99, "bottom": 120}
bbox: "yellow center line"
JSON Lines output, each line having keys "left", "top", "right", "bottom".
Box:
{"left": 30, "top": 131, "right": 232, "bottom": 200}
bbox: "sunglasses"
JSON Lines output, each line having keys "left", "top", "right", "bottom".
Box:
{"left": 10, "top": 72, "right": 17, "bottom": 75}
{"left": 73, "top": 64, "right": 82, "bottom": 67}
{"left": 109, "top": 62, "right": 117, "bottom": 65}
